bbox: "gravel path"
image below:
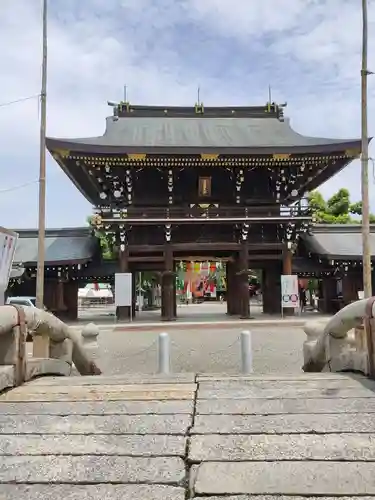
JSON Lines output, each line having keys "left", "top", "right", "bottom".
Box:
{"left": 95, "top": 326, "right": 306, "bottom": 375}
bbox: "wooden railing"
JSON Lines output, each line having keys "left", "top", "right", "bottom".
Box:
{"left": 96, "top": 203, "right": 311, "bottom": 221}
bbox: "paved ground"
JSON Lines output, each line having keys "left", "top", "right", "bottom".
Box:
{"left": 1, "top": 372, "right": 375, "bottom": 498}
{"left": 75, "top": 302, "right": 311, "bottom": 375}
{"left": 94, "top": 325, "right": 306, "bottom": 375}
{"left": 76, "top": 301, "right": 324, "bottom": 326}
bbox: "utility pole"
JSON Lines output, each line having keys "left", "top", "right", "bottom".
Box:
{"left": 34, "top": 0, "right": 48, "bottom": 357}
{"left": 361, "top": 0, "right": 372, "bottom": 298}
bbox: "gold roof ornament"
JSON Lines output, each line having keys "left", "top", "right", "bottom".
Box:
{"left": 272, "top": 153, "right": 291, "bottom": 160}
{"left": 127, "top": 154, "right": 146, "bottom": 161}
{"left": 53, "top": 148, "right": 70, "bottom": 159}
{"left": 345, "top": 148, "right": 361, "bottom": 157}
{"left": 201, "top": 154, "right": 219, "bottom": 160}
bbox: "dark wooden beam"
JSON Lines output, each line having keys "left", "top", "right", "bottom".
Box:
{"left": 248, "top": 254, "right": 283, "bottom": 260}
{"left": 129, "top": 245, "right": 164, "bottom": 254}
{"left": 128, "top": 242, "right": 284, "bottom": 253}
{"left": 173, "top": 242, "right": 240, "bottom": 251}
{"left": 128, "top": 256, "right": 163, "bottom": 262}
{"left": 125, "top": 253, "right": 283, "bottom": 265}
{"left": 101, "top": 216, "right": 311, "bottom": 225}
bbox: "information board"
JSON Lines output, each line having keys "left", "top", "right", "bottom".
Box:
{"left": 281, "top": 274, "right": 299, "bottom": 309}
{"left": 0, "top": 227, "right": 18, "bottom": 306}
{"left": 114, "top": 273, "right": 132, "bottom": 307}
{"left": 0, "top": 227, "right": 18, "bottom": 286}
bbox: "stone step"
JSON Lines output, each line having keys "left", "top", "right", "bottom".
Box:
{"left": 193, "top": 461, "right": 375, "bottom": 496}
{"left": 0, "top": 413, "right": 192, "bottom": 435}
{"left": 189, "top": 433, "right": 375, "bottom": 461}
{"left": 0, "top": 485, "right": 185, "bottom": 500}
{"left": 1, "top": 373, "right": 375, "bottom": 499}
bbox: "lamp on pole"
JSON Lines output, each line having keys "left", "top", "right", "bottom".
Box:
{"left": 34, "top": 0, "right": 48, "bottom": 357}
{"left": 361, "top": 0, "right": 372, "bottom": 298}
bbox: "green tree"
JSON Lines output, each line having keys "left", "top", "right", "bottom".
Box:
{"left": 326, "top": 188, "right": 350, "bottom": 217}
{"left": 87, "top": 216, "right": 115, "bottom": 260}
{"left": 308, "top": 189, "right": 375, "bottom": 224}
{"left": 349, "top": 200, "right": 363, "bottom": 216}
{"left": 308, "top": 190, "right": 327, "bottom": 214}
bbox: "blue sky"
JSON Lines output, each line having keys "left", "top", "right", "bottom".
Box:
{"left": 0, "top": 0, "right": 375, "bottom": 228}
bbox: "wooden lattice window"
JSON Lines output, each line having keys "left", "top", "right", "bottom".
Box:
{"left": 198, "top": 176, "right": 212, "bottom": 197}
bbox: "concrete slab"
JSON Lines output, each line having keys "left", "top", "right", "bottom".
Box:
{"left": 0, "top": 400, "right": 193, "bottom": 415}
{"left": 0, "top": 455, "right": 185, "bottom": 484}
{"left": 0, "top": 485, "right": 185, "bottom": 500}
{"left": 28, "top": 373, "right": 196, "bottom": 386}
{"left": 191, "top": 497, "right": 375, "bottom": 500}
{"left": 189, "top": 433, "right": 375, "bottom": 461}
{"left": 2, "top": 371, "right": 375, "bottom": 498}
{"left": 0, "top": 414, "right": 191, "bottom": 434}
{"left": 196, "top": 373, "right": 366, "bottom": 381}
{"left": 0, "top": 434, "right": 186, "bottom": 456}
{"left": 198, "top": 379, "right": 375, "bottom": 389}
{"left": 196, "top": 397, "right": 375, "bottom": 415}
{"left": 197, "top": 387, "right": 375, "bottom": 399}
{"left": 0, "top": 383, "right": 195, "bottom": 401}
{"left": 13, "top": 382, "right": 196, "bottom": 393}
{"left": 192, "top": 413, "right": 375, "bottom": 434}
{"left": 194, "top": 461, "right": 375, "bottom": 495}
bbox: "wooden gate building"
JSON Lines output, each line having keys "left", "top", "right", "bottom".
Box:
{"left": 46, "top": 101, "right": 361, "bottom": 320}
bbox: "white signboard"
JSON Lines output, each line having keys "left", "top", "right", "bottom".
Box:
{"left": 0, "top": 227, "right": 18, "bottom": 287}
{"left": 0, "top": 227, "right": 18, "bottom": 306}
{"left": 115, "top": 273, "right": 132, "bottom": 307}
{"left": 281, "top": 274, "right": 299, "bottom": 309}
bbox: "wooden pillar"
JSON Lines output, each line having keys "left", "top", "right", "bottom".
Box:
{"left": 342, "top": 275, "right": 359, "bottom": 304}
{"left": 226, "top": 261, "right": 232, "bottom": 315}
{"left": 132, "top": 272, "right": 137, "bottom": 318}
{"left": 161, "top": 243, "right": 175, "bottom": 321}
{"left": 117, "top": 247, "right": 131, "bottom": 320}
{"left": 320, "top": 278, "right": 338, "bottom": 314}
{"left": 282, "top": 246, "right": 294, "bottom": 316}
{"left": 43, "top": 281, "right": 56, "bottom": 312}
{"left": 173, "top": 274, "right": 177, "bottom": 319}
{"left": 63, "top": 281, "right": 79, "bottom": 321}
{"left": 238, "top": 244, "right": 250, "bottom": 319}
{"left": 233, "top": 258, "right": 242, "bottom": 315}
{"left": 44, "top": 280, "right": 67, "bottom": 317}
{"left": 226, "top": 260, "right": 238, "bottom": 315}
{"left": 283, "top": 247, "right": 293, "bottom": 275}
{"left": 262, "top": 265, "right": 282, "bottom": 315}
{"left": 262, "top": 269, "right": 270, "bottom": 314}
{"left": 56, "top": 281, "right": 66, "bottom": 312}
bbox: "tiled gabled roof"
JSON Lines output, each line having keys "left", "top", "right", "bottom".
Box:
{"left": 303, "top": 224, "right": 375, "bottom": 260}
{"left": 12, "top": 227, "right": 99, "bottom": 265}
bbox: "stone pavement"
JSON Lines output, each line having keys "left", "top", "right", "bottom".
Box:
{"left": 1, "top": 373, "right": 375, "bottom": 498}
{"left": 75, "top": 302, "right": 329, "bottom": 330}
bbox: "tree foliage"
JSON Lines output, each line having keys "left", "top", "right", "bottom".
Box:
{"left": 308, "top": 189, "right": 375, "bottom": 224}
{"left": 87, "top": 216, "right": 116, "bottom": 260}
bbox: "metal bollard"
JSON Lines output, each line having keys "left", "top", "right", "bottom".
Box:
{"left": 158, "top": 332, "right": 170, "bottom": 374}
{"left": 240, "top": 330, "right": 252, "bottom": 374}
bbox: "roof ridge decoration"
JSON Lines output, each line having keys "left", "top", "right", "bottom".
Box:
{"left": 14, "top": 227, "right": 93, "bottom": 238}
{"left": 107, "top": 101, "right": 286, "bottom": 120}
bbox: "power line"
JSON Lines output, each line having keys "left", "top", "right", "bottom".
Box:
{"left": 0, "top": 180, "right": 38, "bottom": 194}
{"left": 0, "top": 94, "right": 40, "bottom": 108}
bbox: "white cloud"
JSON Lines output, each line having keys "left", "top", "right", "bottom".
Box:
{"left": 0, "top": 0, "right": 374, "bottom": 227}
